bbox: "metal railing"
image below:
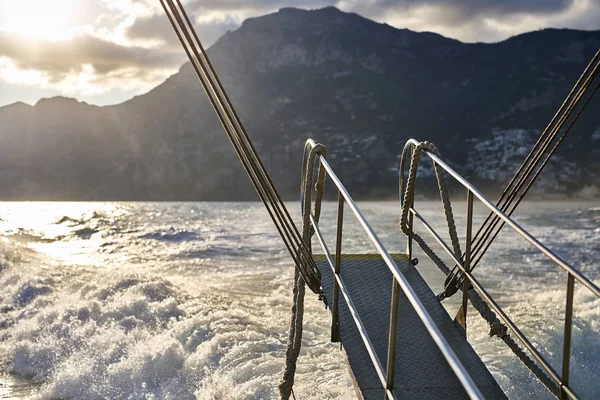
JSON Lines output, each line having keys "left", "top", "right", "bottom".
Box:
{"left": 301, "top": 139, "right": 484, "bottom": 400}
{"left": 399, "top": 138, "right": 600, "bottom": 400}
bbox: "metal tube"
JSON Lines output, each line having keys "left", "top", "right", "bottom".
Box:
{"left": 561, "top": 273, "right": 575, "bottom": 400}
{"left": 470, "top": 66, "right": 600, "bottom": 268}
{"left": 332, "top": 191, "right": 344, "bottom": 342}
{"left": 461, "top": 191, "right": 474, "bottom": 334}
{"left": 411, "top": 207, "right": 566, "bottom": 387}
{"left": 562, "top": 384, "right": 578, "bottom": 400}
{"left": 407, "top": 204, "right": 414, "bottom": 258}
{"left": 164, "top": 0, "right": 324, "bottom": 292}
{"left": 334, "top": 271, "right": 394, "bottom": 397}
{"left": 310, "top": 214, "right": 335, "bottom": 270}
{"left": 385, "top": 279, "right": 401, "bottom": 393}
{"left": 310, "top": 217, "right": 391, "bottom": 394}
{"left": 397, "top": 138, "right": 592, "bottom": 399}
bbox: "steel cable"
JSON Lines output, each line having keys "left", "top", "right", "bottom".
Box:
{"left": 468, "top": 79, "right": 600, "bottom": 272}
{"left": 441, "top": 49, "right": 600, "bottom": 299}
{"left": 160, "top": 0, "right": 322, "bottom": 293}
{"left": 472, "top": 55, "right": 600, "bottom": 258}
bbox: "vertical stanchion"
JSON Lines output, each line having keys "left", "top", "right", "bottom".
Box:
{"left": 460, "top": 191, "right": 474, "bottom": 335}
{"left": 407, "top": 197, "right": 414, "bottom": 258}
{"left": 385, "top": 175, "right": 417, "bottom": 395}
{"left": 561, "top": 273, "right": 575, "bottom": 400}
{"left": 385, "top": 278, "right": 401, "bottom": 395}
{"left": 331, "top": 191, "right": 344, "bottom": 342}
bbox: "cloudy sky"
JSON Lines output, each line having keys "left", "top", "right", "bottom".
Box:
{"left": 0, "top": 0, "right": 599, "bottom": 107}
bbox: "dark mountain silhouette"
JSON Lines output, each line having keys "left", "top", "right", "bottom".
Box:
{"left": 1, "top": 6, "right": 599, "bottom": 200}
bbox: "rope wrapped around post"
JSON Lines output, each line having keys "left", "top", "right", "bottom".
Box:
{"left": 399, "top": 140, "right": 560, "bottom": 396}
{"left": 279, "top": 143, "right": 327, "bottom": 400}
{"left": 400, "top": 141, "right": 463, "bottom": 261}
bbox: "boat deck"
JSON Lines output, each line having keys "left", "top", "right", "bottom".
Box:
{"left": 316, "top": 253, "right": 506, "bottom": 399}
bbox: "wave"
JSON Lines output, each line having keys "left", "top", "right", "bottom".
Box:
{"left": 0, "top": 241, "right": 353, "bottom": 400}
{"left": 5, "top": 228, "right": 58, "bottom": 244}
{"left": 55, "top": 216, "right": 83, "bottom": 226}
{"left": 138, "top": 228, "right": 200, "bottom": 243}
{"left": 55, "top": 211, "right": 107, "bottom": 226}
{"left": 0, "top": 258, "right": 198, "bottom": 398}
{"left": 466, "top": 280, "right": 600, "bottom": 399}
{"left": 4, "top": 201, "right": 595, "bottom": 399}
{"left": 73, "top": 227, "right": 99, "bottom": 239}
{"left": 174, "top": 246, "right": 270, "bottom": 260}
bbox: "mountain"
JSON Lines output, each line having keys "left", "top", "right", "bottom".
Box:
{"left": 1, "top": 7, "right": 599, "bottom": 201}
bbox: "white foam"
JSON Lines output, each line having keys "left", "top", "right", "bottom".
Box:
{"left": 0, "top": 201, "right": 597, "bottom": 399}
{"left": 0, "top": 241, "right": 353, "bottom": 399}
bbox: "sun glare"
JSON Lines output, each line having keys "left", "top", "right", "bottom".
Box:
{"left": 1, "top": 0, "right": 74, "bottom": 39}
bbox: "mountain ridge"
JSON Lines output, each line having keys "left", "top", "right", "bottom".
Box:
{"left": 1, "top": 7, "right": 597, "bottom": 110}
{"left": 0, "top": 6, "right": 599, "bottom": 200}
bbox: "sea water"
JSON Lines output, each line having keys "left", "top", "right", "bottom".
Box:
{"left": 0, "top": 201, "right": 597, "bottom": 399}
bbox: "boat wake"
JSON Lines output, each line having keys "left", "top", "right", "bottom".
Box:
{"left": 0, "top": 202, "right": 355, "bottom": 399}
{"left": 0, "top": 201, "right": 597, "bottom": 399}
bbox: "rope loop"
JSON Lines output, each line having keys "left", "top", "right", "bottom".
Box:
{"left": 279, "top": 142, "right": 327, "bottom": 400}
{"left": 398, "top": 140, "right": 560, "bottom": 396}
{"left": 400, "top": 141, "right": 462, "bottom": 260}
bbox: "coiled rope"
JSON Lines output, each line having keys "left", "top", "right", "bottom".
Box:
{"left": 279, "top": 144, "right": 327, "bottom": 400}
{"left": 400, "top": 141, "right": 463, "bottom": 261}
{"left": 400, "top": 141, "right": 561, "bottom": 396}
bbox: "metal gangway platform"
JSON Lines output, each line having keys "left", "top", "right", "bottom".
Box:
{"left": 301, "top": 139, "right": 600, "bottom": 400}
{"left": 316, "top": 253, "right": 505, "bottom": 399}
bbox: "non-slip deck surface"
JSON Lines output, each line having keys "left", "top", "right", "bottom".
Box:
{"left": 316, "top": 254, "right": 506, "bottom": 399}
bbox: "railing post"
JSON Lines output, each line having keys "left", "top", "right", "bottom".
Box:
{"left": 385, "top": 278, "right": 401, "bottom": 396}
{"left": 384, "top": 162, "right": 415, "bottom": 394}
{"left": 561, "top": 273, "right": 575, "bottom": 399}
{"left": 407, "top": 199, "right": 414, "bottom": 258}
{"left": 331, "top": 190, "right": 344, "bottom": 342}
{"left": 460, "top": 191, "right": 474, "bottom": 335}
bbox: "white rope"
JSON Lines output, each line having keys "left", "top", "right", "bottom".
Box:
{"left": 400, "top": 141, "right": 462, "bottom": 260}
{"left": 279, "top": 144, "right": 327, "bottom": 400}
{"left": 400, "top": 141, "right": 560, "bottom": 396}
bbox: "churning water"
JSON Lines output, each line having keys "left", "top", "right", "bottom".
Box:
{"left": 0, "top": 201, "right": 597, "bottom": 399}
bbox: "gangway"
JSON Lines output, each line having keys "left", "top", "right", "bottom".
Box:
{"left": 301, "top": 138, "right": 600, "bottom": 399}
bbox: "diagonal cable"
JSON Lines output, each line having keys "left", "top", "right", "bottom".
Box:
{"left": 160, "top": 0, "right": 322, "bottom": 293}
{"left": 440, "top": 49, "right": 600, "bottom": 299}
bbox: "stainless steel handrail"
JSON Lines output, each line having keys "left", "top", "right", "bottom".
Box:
{"left": 302, "top": 139, "right": 484, "bottom": 400}
{"left": 399, "top": 138, "right": 600, "bottom": 400}
{"left": 401, "top": 139, "right": 600, "bottom": 297}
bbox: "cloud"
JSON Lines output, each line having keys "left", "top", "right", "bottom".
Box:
{"left": 0, "top": 32, "right": 183, "bottom": 81}
{"left": 342, "top": 0, "right": 573, "bottom": 21}
{"left": 1, "top": 0, "right": 599, "bottom": 107}
{"left": 337, "top": 0, "right": 599, "bottom": 42}
{"left": 0, "top": 0, "right": 187, "bottom": 105}
{"left": 126, "top": 12, "right": 179, "bottom": 46}
{"left": 0, "top": 55, "right": 174, "bottom": 104}
{"left": 126, "top": 0, "right": 330, "bottom": 48}
{"left": 126, "top": 0, "right": 600, "bottom": 50}
{"left": 128, "top": 12, "right": 244, "bottom": 48}
{"left": 4, "top": 0, "right": 597, "bottom": 81}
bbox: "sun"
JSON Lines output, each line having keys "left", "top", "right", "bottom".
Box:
{"left": 0, "top": 0, "right": 74, "bottom": 39}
